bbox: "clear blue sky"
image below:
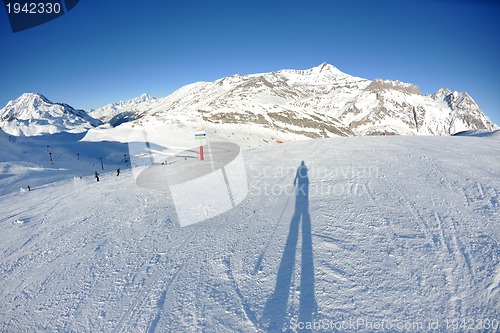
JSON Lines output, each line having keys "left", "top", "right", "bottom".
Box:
{"left": 1, "top": 0, "right": 499, "bottom": 124}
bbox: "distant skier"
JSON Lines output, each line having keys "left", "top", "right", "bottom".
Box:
{"left": 27, "top": 185, "right": 31, "bottom": 191}
{"left": 95, "top": 171, "right": 100, "bottom": 182}
{"left": 116, "top": 168, "right": 120, "bottom": 176}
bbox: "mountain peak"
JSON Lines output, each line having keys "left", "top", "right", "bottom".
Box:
{"left": 432, "top": 87, "right": 452, "bottom": 101}
{"left": 115, "top": 93, "right": 157, "bottom": 106}
{"left": 0, "top": 93, "right": 101, "bottom": 136}
{"left": 278, "top": 63, "right": 344, "bottom": 77}
{"left": 90, "top": 93, "right": 158, "bottom": 124}
{"left": 307, "top": 62, "right": 343, "bottom": 75}
{"left": 19, "top": 92, "right": 46, "bottom": 98}
{"left": 432, "top": 88, "right": 478, "bottom": 109}
{"left": 14, "top": 92, "right": 52, "bottom": 105}
{"left": 315, "top": 62, "right": 337, "bottom": 72}
{"left": 134, "top": 93, "right": 156, "bottom": 103}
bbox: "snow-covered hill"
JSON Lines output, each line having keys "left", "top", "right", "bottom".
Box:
{"left": 1, "top": 134, "right": 499, "bottom": 332}
{"left": 85, "top": 63, "right": 498, "bottom": 148}
{"left": 0, "top": 93, "right": 102, "bottom": 136}
{"left": 0, "top": 128, "right": 129, "bottom": 195}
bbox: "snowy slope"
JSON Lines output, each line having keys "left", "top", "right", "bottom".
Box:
{"left": 84, "top": 63, "right": 498, "bottom": 148}
{"left": 0, "top": 128, "right": 129, "bottom": 196}
{"left": 0, "top": 93, "right": 102, "bottom": 136}
{"left": 1, "top": 134, "right": 499, "bottom": 332}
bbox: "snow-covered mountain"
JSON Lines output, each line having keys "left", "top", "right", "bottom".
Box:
{"left": 0, "top": 93, "right": 102, "bottom": 136}
{"left": 86, "top": 63, "right": 497, "bottom": 147}
{"left": 90, "top": 93, "right": 157, "bottom": 126}
{"left": 4, "top": 64, "right": 497, "bottom": 144}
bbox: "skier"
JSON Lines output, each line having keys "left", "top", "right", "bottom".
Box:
{"left": 116, "top": 168, "right": 120, "bottom": 176}
{"left": 95, "top": 171, "right": 100, "bottom": 182}
{"left": 27, "top": 185, "right": 31, "bottom": 191}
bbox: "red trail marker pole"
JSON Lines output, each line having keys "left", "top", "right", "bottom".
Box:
{"left": 195, "top": 128, "right": 206, "bottom": 161}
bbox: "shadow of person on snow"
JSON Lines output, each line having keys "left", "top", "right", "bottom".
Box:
{"left": 261, "top": 161, "right": 317, "bottom": 332}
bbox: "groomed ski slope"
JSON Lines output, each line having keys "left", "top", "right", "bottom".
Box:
{"left": 1, "top": 135, "right": 499, "bottom": 332}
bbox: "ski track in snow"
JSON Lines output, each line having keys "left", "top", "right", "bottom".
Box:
{"left": 1, "top": 135, "right": 499, "bottom": 332}
{"left": 112, "top": 224, "right": 200, "bottom": 333}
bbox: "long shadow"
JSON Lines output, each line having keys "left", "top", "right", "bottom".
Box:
{"left": 261, "top": 161, "right": 317, "bottom": 332}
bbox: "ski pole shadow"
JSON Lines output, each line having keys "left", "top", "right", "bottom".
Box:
{"left": 261, "top": 161, "right": 317, "bottom": 332}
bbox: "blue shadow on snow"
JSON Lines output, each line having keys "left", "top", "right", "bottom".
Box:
{"left": 261, "top": 161, "right": 317, "bottom": 332}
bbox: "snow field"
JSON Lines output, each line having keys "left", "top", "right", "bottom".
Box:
{"left": 0, "top": 135, "right": 499, "bottom": 332}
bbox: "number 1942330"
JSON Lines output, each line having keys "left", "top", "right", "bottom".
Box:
{"left": 5, "top": 2, "right": 62, "bottom": 14}
{"left": 446, "top": 318, "right": 499, "bottom": 331}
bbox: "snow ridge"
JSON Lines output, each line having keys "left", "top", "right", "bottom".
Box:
{"left": 3, "top": 64, "right": 498, "bottom": 145}
{"left": 93, "top": 63, "right": 498, "bottom": 144}
{"left": 90, "top": 93, "right": 158, "bottom": 125}
{"left": 85, "top": 63, "right": 497, "bottom": 147}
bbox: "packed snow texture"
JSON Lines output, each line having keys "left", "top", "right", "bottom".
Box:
{"left": 1, "top": 132, "right": 499, "bottom": 332}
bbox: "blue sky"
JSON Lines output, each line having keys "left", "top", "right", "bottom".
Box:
{"left": 1, "top": 0, "right": 499, "bottom": 124}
